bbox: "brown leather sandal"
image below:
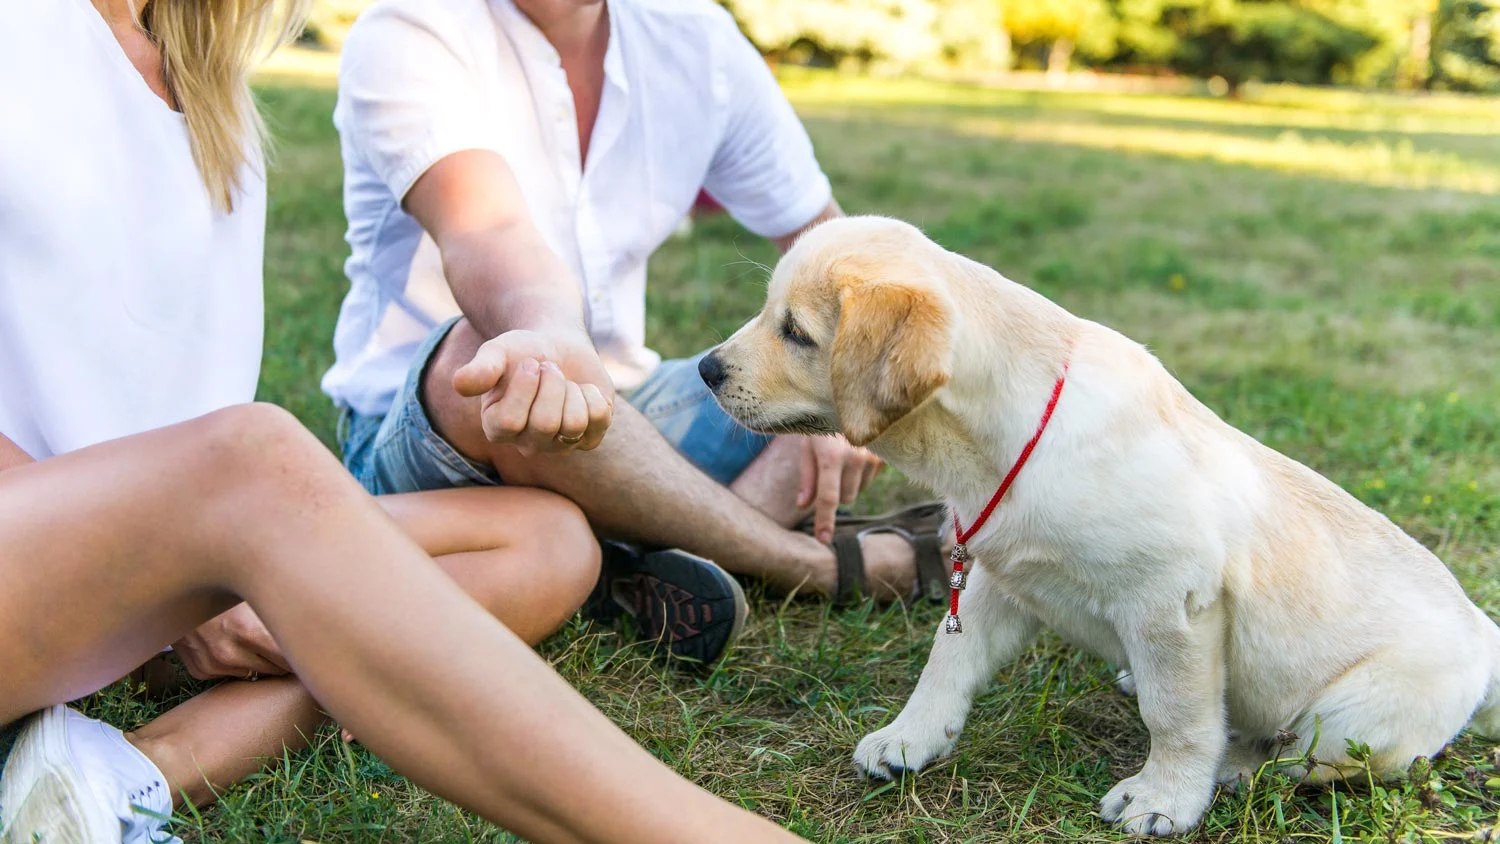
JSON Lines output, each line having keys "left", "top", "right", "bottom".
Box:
{"left": 796, "top": 502, "right": 950, "bottom": 605}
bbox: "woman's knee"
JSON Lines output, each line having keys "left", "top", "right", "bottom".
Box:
{"left": 191, "top": 403, "right": 320, "bottom": 461}
{"left": 506, "top": 489, "right": 601, "bottom": 612}
{"left": 436, "top": 488, "right": 599, "bottom": 641}
{"left": 185, "top": 404, "right": 352, "bottom": 511}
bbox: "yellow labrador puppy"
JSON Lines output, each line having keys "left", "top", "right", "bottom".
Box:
{"left": 699, "top": 215, "right": 1500, "bottom": 836}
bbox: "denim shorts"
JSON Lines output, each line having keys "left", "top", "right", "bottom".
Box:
{"left": 0, "top": 718, "right": 18, "bottom": 773}
{"left": 340, "top": 318, "right": 773, "bottom": 495}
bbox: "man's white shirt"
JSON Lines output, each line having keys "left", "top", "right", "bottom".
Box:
{"left": 322, "top": 0, "right": 832, "bottom": 416}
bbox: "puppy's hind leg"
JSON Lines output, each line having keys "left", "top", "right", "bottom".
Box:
{"left": 1215, "top": 735, "right": 1273, "bottom": 790}
{"left": 1469, "top": 615, "right": 1500, "bottom": 740}
{"left": 853, "top": 565, "right": 1039, "bottom": 780}
{"left": 1285, "top": 639, "right": 1493, "bottom": 782}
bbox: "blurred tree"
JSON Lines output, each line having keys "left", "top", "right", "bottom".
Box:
{"left": 297, "top": 0, "right": 1499, "bottom": 92}
{"left": 719, "top": 0, "right": 939, "bottom": 68}
{"left": 1304, "top": 0, "right": 1425, "bottom": 86}
{"left": 719, "top": 0, "right": 1009, "bottom": 70}
{"left": 301, "top": 0, "right": 370, "bottom": 50}
{"left": 1429, "top": 0, "right": 1500, "bottom": 89}
{"left": 934, "top": 0, "right": 1013, "bottom": 70}
{"left": 1182, "top": 1, "right": 1378, "bottom": 92}
{"left": 1003, "top": 0, "right": 1116, "bottom": 78}
{"left": 1103, "top": 0, "right": 1388, "bottom": 92}
{"left": 1409, "top": 0, "right": 1438, "bottom": 85}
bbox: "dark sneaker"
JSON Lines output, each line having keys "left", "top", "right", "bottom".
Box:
{"left": 584, "top": 542, "right": 748, "bottom": 667}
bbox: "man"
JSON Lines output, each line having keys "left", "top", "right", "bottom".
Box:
{"left": 324, "top": 0, "right": 949, "bottom": 665}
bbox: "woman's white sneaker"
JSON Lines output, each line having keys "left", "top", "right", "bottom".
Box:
{"left": 0, "top": 706, "right": 178, "bottom": 844}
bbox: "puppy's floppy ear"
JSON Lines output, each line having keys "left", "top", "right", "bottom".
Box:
{"left": 831, "top": 282, "right": 953, "bottom": 446}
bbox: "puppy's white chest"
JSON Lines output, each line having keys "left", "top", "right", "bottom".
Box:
{"left": 975, "top": 549, "right": 1129, "bottom": 666}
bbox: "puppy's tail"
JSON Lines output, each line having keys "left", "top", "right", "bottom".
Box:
{"left": 1472, "top": 612, "right": 1500, "bottom": 740}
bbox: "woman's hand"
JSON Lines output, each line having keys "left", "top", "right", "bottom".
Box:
{"left": 172, "top": 602, "right": 290, "bottom": 681}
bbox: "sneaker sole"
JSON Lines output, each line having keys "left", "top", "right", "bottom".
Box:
{"left": 1, "top": 706, "right": 122, "bottom": 844}
{"left": 610, "top": 549, "right": 748, "bottom": 666}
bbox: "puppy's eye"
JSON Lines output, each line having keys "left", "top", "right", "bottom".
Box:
{"left": 781, "top": 313, "right": 816, "bottom": 348}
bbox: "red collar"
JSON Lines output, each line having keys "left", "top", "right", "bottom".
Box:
{"left": 945, "top": 354, "right": 1071, "bottom": 634}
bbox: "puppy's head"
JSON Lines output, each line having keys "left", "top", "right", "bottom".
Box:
{"left": 701, "top": 216, "right": 954, "bottom": 446}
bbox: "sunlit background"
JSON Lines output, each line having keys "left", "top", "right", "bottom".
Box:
{"left": 305, "top": 0, "right": 1500, "bottom": 94}
{"left": 94, "top": 2, "right": 1500, "bottom": 841}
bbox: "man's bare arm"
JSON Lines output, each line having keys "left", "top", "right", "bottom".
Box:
{"left": 773, "top": 198, "right": 843, "bottom": 254}
{"left": 0, "top": 433, "right": 34, "bottom": 472}
{"left": 402, "top": 149, "right": 614, "bottom": 453}
{"left": 405, "top": 150, "right": 588, "bottom": 340}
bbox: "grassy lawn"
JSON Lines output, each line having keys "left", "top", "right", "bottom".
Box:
{"left": 90, "top": 63, "right": 1499, "bottom": 842}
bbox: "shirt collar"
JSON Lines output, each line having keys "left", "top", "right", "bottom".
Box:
{"left": 491, "top": 0, "right": 628, "bottom": 94}
{"left": 602, "top": 4, "right": 629, "bottom": 95}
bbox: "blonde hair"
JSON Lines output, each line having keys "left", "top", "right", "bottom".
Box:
{"left": 142, "top": 0, "right": 311, "bottom": 213}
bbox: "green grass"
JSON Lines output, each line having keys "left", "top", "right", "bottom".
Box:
{"left": 87, "top": 67, "right": 1499, "bottom": 842}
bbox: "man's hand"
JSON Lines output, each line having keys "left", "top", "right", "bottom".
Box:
{"left": 453, "top": 328, "right": 615, "bottom": 455}
{"left": 172, "top": 603, "right": 290, "bottom": 681}
{"left": 798, "top": 435, "right": 884, "bottom": 543}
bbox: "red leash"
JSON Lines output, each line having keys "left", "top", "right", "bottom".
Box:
{"left": 945, "top": 356, "right": 1071, "bottom": 634}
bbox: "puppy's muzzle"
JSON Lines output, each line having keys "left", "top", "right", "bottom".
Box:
{"left": 698, "top": 351, "right": 728, "bottom": 392}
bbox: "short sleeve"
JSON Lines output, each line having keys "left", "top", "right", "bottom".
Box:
{"left": 334, "top": 2, "right": 494, "bottom": 202}
{"left": 701, "top": 21, "right": 833, "bottom": 240}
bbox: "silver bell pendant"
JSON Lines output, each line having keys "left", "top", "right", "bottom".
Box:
{"left": 944, "top": 614, "right": 963, "bottom": 634}
{"left": 948, "top": 543, "right": 969, "bottom": 590}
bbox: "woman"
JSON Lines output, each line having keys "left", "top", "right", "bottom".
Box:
{"left": 0, "top": 1, "right": 798, "bottom": 842}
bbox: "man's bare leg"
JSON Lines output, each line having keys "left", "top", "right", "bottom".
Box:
{"left": 0, "top": 404, "right": 796, "bottom": 843}
{"left": 728, "top": 435, "right": 920, "bottom": 597}
{"left": 725, "top": 435, "right": 815, "bottom": 529}
{"left": 426, "top": 320, "right": 919, "bottom": 600}
{"left": 126, "top": 486, "right": 601, "bottom": 808}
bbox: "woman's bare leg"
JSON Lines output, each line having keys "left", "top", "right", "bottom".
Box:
{"left": 126, "top": 485, "right": 602, "bottom": 808}
{"left": 376, "top": 487, "right": 601, "bottom": 644}
{"left": 125, "top": 678, "right": 322, "bottom": 808}
{"left": 0, "top": 404, "right": 796, "bottom": 843}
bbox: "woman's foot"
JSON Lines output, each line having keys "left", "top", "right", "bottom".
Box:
{"left": 0, "top": 706, "right": 178, "bottom": 844}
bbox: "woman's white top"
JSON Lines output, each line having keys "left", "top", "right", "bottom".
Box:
{"left": 0, "top": 0, "right": 266, "bottom": 459}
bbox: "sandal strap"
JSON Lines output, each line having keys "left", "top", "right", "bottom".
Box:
{"left": 831, "top": 531, "right": 867, "bottom": 606}
{"left": 798, "top": 501, "right": 946, "bottom": 535}
{"left": 911, "top": 530, "right": 947, "bottom": 602}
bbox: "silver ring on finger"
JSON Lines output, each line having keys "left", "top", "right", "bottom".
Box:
{"left": 556, "top": 432, "right": 584, "bottom": 445}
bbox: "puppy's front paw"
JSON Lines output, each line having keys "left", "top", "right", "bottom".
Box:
{"left": 1099, "top": 774, "right": 1209, "bottom": 837}
{"left": 852, "top": 718, "right": 959, "bottom": 781}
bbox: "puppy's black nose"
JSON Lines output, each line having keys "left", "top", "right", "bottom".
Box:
{"left": 698, "top": 352, "right": 727, "bottom": 391}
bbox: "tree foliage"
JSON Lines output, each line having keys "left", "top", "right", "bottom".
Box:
{"left": 718, "top": 0, "right": 1008, "bottom": 69}
{"left": 303, "top": 0, "right": 1500, "bottom": 91}
{"left": 1432, "top": 0, "right": 1500, "bottom": 88}
{"left": 1101, "top": 0, "right": 1386, "bottom": 90}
